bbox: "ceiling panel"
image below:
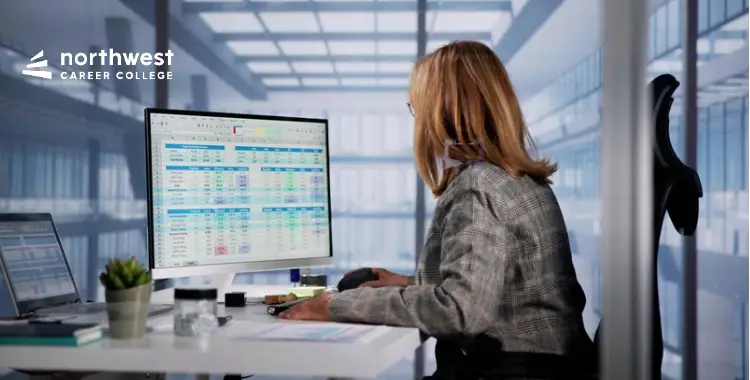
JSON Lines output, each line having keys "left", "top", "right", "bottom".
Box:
{"left": 328, "top": 41, "right": 377, "bottom": 55}
{"left": 377, "top": 61, "right": 414, "bottom": 73}
{"left": 432, "top": 11, "right": 505, "bottom": 32}
{"left": 279, "top": 40, "right": 329, "bottom": 55}
{"left": 377, "top": 40, "right": 417, "bottom": 55}
{"left": 262, "top": 77, "right": 300, "bottom": 86}
{"left": 259, "top": 12, "right": 320, "bottom": 32}
{"left": 376, "top": 12, "right": 417, "bottom": 32}
{"left": 292, "top": 61, "right": 336, "bottom": 74}
{"left": 377, "top": 77, "right": 410, "bottom": 86}
{"left": 318, "top": 12, "right": 377, "bottom": 32}
{"left": 341, "top": 77, "right": 377, "bottom": 86}
{"left": 302, "top": 78, "right": 340, "bottom": 86}
{"left": 247, "top": 61, "right": 293, "bottom": 73}
{"left": 199, "top": 12, "right": 264, "bottom": 32}
{"left": 226, "top": 41, "right": 280, "bottom": 55}
{"left": 335, "top": 62, "right": 377, "bottom": 73}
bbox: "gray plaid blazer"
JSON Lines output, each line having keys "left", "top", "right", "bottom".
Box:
{"left": 330, "top": 162, "right": 591, "bottom": 358}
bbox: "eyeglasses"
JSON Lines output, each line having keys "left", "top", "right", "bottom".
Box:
{"left": 407, "top": 102, "right": 414, "bottom": 117}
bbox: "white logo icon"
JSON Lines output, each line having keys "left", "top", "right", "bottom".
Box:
{"left": 21, "top": 50, "right": 52, "bottom": 79}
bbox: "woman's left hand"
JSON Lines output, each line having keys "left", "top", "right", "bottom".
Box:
{"left": 279, "top": 293, "right": 333, "bottom": 321}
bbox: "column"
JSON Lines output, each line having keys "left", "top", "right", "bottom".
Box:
{"left": 601, "top": 0, "right": 653, "bottom": 379}
{"left": 414, "top": 0, "right": 427, "bottom": 378}
{"left": 155, "top": 0, "right": 169, "bottom": 108}
{"left": 681, "top": 0, "right": 699, "bottom": 377}
{"left": 152, "top": 0, "right": 172, "bottom": 293}
{"left": 190, "top": 74, "right": 208, "bottom": 111}
{"left": 86, "top": 139, "right": 100, "bottom": 301}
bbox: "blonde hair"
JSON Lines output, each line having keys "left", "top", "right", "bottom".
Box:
{"left": 409, "top": 40, "right": 557, "bottom": 196}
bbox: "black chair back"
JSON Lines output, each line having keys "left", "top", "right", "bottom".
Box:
{"left": 591, "top": 73, "right": 703, "bottom": 378}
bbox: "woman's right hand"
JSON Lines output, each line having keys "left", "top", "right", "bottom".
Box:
{"left": 345, "top": 267, "right": 409, "bottom": 288}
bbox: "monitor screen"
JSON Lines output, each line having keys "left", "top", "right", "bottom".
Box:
{"left": 0, "top": 220, "right": 77, "bottom": 303}
{"left": 146, "top": 110, "right": 332, "bottom": 276}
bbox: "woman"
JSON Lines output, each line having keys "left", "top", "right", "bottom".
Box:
{"left": 280, "top": 40, "right": 592, "bottom": 378}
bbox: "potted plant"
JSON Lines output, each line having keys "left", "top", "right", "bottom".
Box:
{"left": 99, "top": 257, "right": 153, "bottom": 339}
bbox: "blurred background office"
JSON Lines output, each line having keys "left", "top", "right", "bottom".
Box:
{"left": 0, "top": 0, "right": 746, "bottom": 379}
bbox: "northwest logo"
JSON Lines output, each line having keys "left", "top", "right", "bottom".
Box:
{"left": 20, "top": 49, "right": 174, "bottom": 81}
{"left": 21, "top": 50, "right": 52, "bottom": 79}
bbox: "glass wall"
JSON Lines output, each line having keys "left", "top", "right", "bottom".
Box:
{"left": 522, "top": 0, "right": 748, "bottom": 379}
{"left": 0, "top": 0, "right": 155, "bottom": 303}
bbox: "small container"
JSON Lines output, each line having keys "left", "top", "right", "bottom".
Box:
{"left": 300, "top": 274, "right": 328, "bottom": 287}
{"left": 173, "top": 288, "right": 218, "bottom": 337}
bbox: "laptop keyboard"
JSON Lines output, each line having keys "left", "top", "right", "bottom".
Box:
{"left": 47, "top": 302, "right": 174, "bottom": 316}
{"left": 52, "top": 303, "right": 109, "bottom": 314}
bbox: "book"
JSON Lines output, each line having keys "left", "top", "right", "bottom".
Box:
{"left": 0, "top": 322, "right": 103, "bottom": 347}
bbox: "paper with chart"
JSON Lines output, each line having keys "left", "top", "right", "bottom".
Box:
{"left": 224, "top": 321, "right": 389, "bottom": 344}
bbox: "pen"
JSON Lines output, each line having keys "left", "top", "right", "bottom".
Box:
{"left": 218, "top": 315, "right": 233, "bottom": 327}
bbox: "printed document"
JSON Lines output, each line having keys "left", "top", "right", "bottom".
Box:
{"left": 224, "top": 321, "right": 388, "bottom": 344}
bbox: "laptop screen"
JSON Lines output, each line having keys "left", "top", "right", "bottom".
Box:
{"left": 0, "top": 217, "right": 79, "bottom": 315}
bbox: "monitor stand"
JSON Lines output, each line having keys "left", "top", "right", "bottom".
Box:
{"left": 203, "top": 274, "right": 237, "bottom": 299}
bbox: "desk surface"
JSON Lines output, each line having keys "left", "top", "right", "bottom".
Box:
{"left": 0, "top": 287, "right": 421, "bottom": 379}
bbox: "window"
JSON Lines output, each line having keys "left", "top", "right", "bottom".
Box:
{"left": 667, "top": 0, "right": 681, "bottom": 50}
{"left": 707, "top": 104, "right": 726, "bottom": 193}
{"left": 670, "top": 116, "right": 684, "bottom": 161}
{"left": 697, "top": 108, "right": 709, "bottom": 191}
{"left": 725, "top": 99, "right": 744, "bottom": 191}
{"left": 587, "top": 55, "right": 597, "bottom": 94}
{"left": 577, "top": 61, "right": 588, "bottom": 98}
{"left": 710, "top": 0, "right": 727, "bottom": 27}
{"left": 708, "top": 104, "right": 727, "bottom": 252}
{"left": 726, "top": 0, "right": 746, "bottom": 17}
{"left": 655, "top": 6, "right": 669, "bottom": 56}
{"left": 649, "top": 13, "right": 657, "bottom": 60}
{"left": 699, "top": 0, "right": 710, "bottom": 32}
{"left": 660, "top": 279, "right": 682, "bottom": 350}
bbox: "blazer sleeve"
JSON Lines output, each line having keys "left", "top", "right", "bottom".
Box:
{"left": 328, "top": 189, "right": 505, "bottom": 337}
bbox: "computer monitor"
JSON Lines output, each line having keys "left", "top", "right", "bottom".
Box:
{"left": 144, "top": 109, "right": 333, "bottom": 288}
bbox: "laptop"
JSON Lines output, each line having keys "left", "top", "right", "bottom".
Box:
{"left": 0, "top": 213, "right": 172, "bottom": 320}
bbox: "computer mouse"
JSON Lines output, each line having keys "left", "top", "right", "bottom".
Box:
{"left": 337, "top": 268, "right": 378, "bottom": 292}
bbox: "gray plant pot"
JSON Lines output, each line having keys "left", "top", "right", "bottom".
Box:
{"left": 104, "top": 284, "right": 152, "bottom": 339}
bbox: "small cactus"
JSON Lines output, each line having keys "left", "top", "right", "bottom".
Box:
{"left": 99, "top": 257, "right": 152, "bottom": 291}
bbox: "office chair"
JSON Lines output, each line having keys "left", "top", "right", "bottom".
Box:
{"left": 454, "top": 74, "right": 703, "bottom": 380}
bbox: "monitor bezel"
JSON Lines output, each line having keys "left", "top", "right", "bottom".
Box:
{"left": 143, "top": 108, "right": 334, "bottom": 280}
{"left": 0, "top": 213, "right": 82, "bottom": 316}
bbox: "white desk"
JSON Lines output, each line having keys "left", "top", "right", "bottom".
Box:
{"left": 0, "top": 286, "right": 421, "bottom": 379}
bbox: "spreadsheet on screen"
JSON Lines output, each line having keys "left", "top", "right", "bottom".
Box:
{"left": 0, "top": 221, "right": 76, "bottom": 301}
{"left": 148, "top": 113, "right": 331, "bottom": 269}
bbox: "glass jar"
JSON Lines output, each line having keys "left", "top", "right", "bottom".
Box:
{"left": 173, "top": 288, "right": 218, "bottom": 337}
